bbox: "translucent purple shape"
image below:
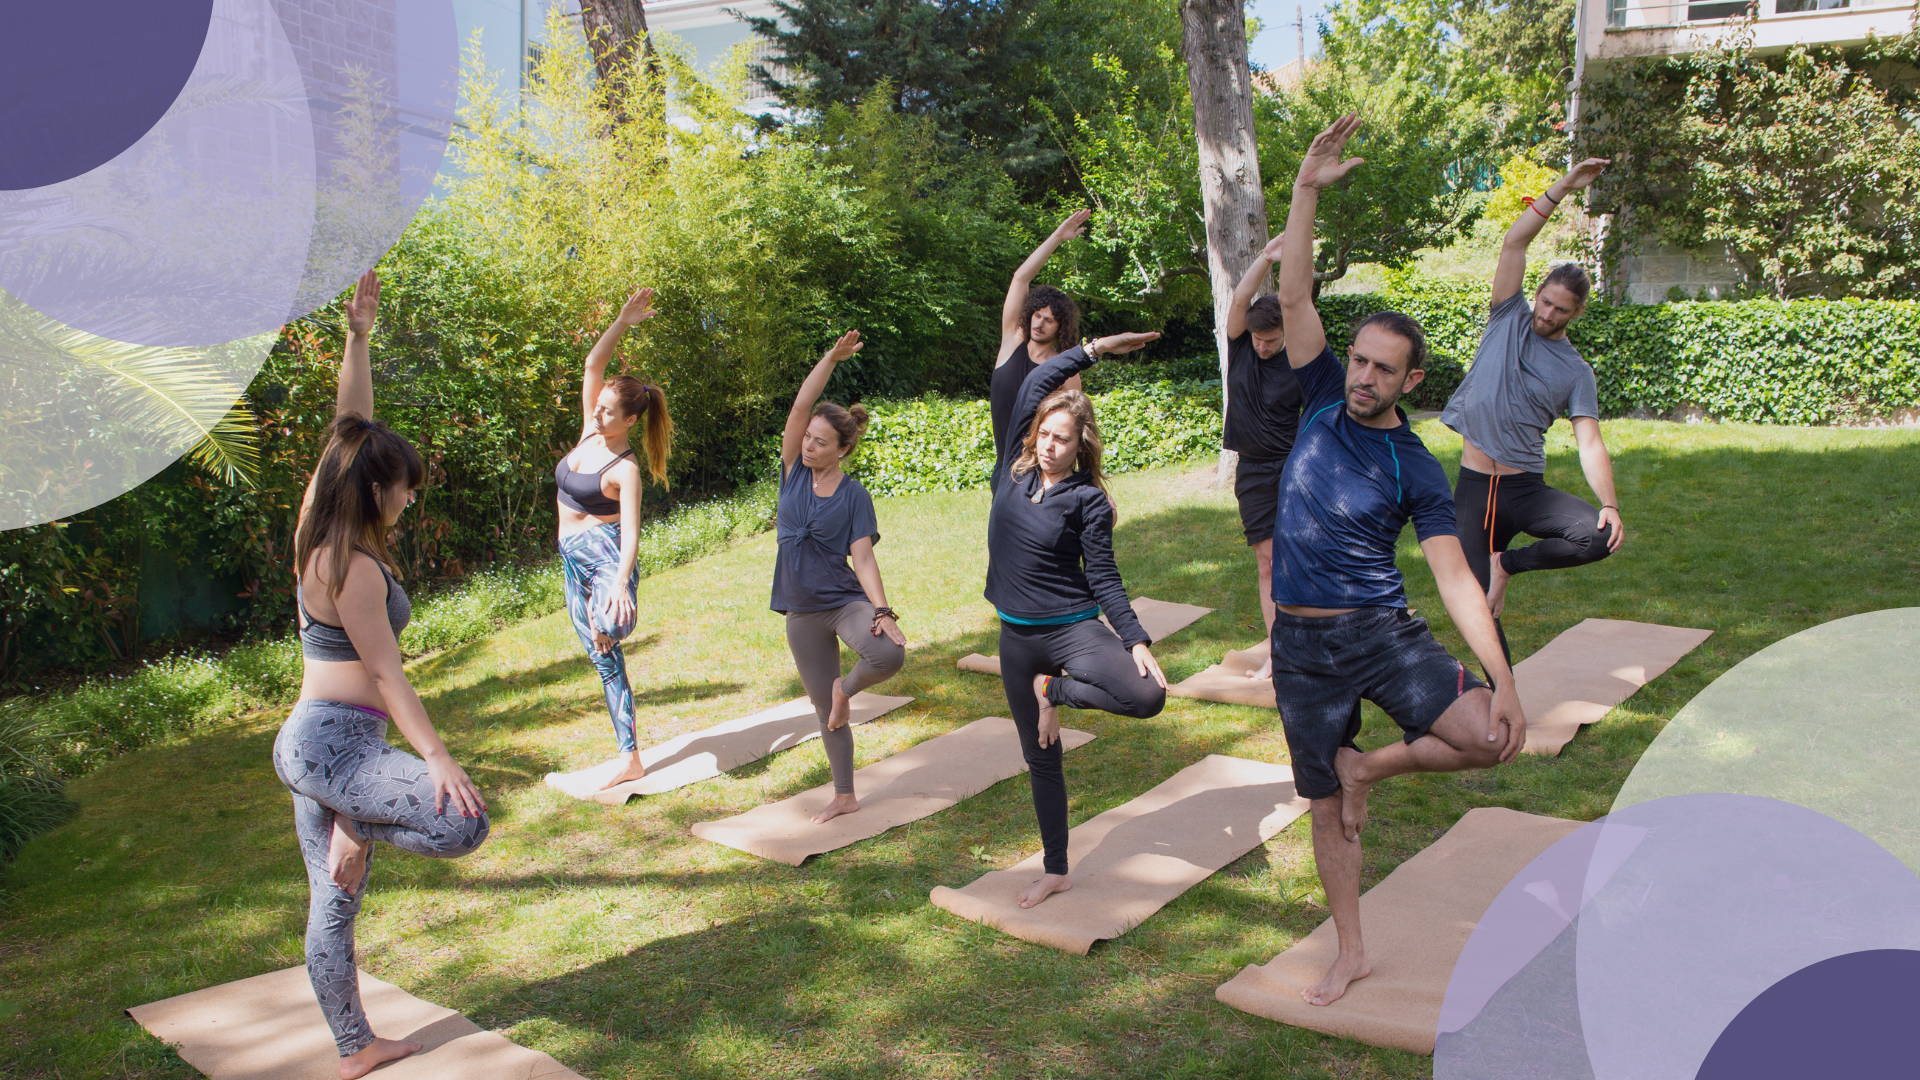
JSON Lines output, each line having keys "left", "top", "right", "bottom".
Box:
{"left": 0, "top": 1, "right": 214, "bottom": 191}
{"left": 1696, "top": 949, "right": 1920, "bottom": 1079}
{"left": 1436, "top": 794, "right": 1920, "bottom": 1080}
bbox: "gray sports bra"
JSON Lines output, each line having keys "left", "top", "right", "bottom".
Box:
{"left": 298, "top": 550, "right": 411, "bottom": 662}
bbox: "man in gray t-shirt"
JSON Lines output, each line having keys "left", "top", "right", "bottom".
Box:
{"left": 1441, "top": 157, "right": 1626, "bottom": 660}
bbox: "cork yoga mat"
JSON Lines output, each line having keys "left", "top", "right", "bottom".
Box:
{"left": 1168, "top": 640, "right": 1274, "bottom": 708}
{"left": 691, "top": 717, "right": 1096, "bottom": 865}
{"left": 1516, "top": 618, "right": 1711, "bottom": 756}
{"left": 930, "top": 755, "right": 1307, "bottom": 954}
{"left": 127, "top": 965, "right": 584, "bottom": 1080}
{"left": 544, "top": 692, "right": 914, "bottom": 804}
{"left": 1214, "top": 807, "right": 1583, "bottom": 1054}
{"left": 956, "top": 598, "right": 1214, "bottom": 676}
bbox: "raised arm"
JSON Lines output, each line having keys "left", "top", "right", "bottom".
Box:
{"left": 999, "top": 210, "right": 1090, "bottom": 363}
{"left": 1280, "top": 114, "right": 1365, "bottom": 367}
{"left": 1492, "top": 158, "right": 1609, "bottom": 307}
{"left": 580, "top": 288, "right": 658, "bottom": 438}
{"left": 1421, "top": 535, "right": 1527, "bottom": 762}
{"left": 1001, "top": 332, "right": 1160, "bottom": 464}
{"left": 780, "top": 331, "right": 864, "bottom": 475}
{"left": 337, "top": 269, "right": 378, "bottom": 421}
{"left": 1223, "top": 233, "right": 1285, "bottom": 341}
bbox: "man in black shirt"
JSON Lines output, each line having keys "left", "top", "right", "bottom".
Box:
{"left": 990, "top": 210, "right": 1089, "bottom": 475}
{"left": 1220, "top": 232, "right": 1301, "bottom": 679}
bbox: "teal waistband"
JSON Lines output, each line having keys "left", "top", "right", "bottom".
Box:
{"left": 997, "top": 606, "right": 1101, "bottom": 627}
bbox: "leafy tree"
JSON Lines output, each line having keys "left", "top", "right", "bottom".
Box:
{"left": 1580, "top": 22, "right": 1920, "bottom": 299}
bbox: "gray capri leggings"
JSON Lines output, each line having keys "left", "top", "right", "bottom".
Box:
{"left": 272, "top": 699, "right": 490, "bottom": 1057}
{"left": 784, "top": 600, "right": 906, "bottom": 793}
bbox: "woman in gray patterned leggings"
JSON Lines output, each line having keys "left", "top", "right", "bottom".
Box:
{"left": 276, "top": 270, "right": 490, "bottom": 1080}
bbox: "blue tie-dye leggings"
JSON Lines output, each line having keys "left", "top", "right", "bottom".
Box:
{"left": 560, "top": 522, "right": 640, "bottom": 752}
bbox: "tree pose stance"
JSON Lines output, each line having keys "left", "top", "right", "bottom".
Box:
{"left": 1272, "top": 116, "right": 1528, "bottom": 1007}
{"left": 276, "top": 270, "right": 490, "bottom": 1080}
{"left": 1220, "top": 231, "right": 1301, "bottom": 681}
{"left": 774, "top": 331, "right": 907, "bottom": 823}
{"left": 1440, "top": 158, "right": 1623, "bottom": 660}
{"left": 554, "top": 288, "right": 673, "bottom": 790}
{"left": 990, "top": 209, "right": 1090, "bottom": 472}
{"left": 986, "top": 329, "right": 1169, "bottom": 909}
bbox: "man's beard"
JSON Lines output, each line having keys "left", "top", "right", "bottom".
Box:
{"left": 1346, "top": 388, "right": 1400, "bottom": 421}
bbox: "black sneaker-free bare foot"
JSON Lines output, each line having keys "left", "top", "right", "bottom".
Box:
{"left": 339, "top": 1037, "right": 422, "bottom": 1079}
{"left": 826, "top": 678, "right": 852, "bottom": 731}
{"left": 1301, "top": 949, "right": 1372, "bottom": 1007}
{"left": 597, "top": 750, "right": 647, "bottom": 791}
{"left": 1016, "top": 873, "right": 1073, "bottom": 909}
{"left": 1486, "top": 555, "right": 1510, "bottom": 618}
{"left": 811, "top": 792, "right": 860, "bottom": 824}
{"left": 1031, "top": 673, "right": 1061, "bottom": 749}
{"left": 1333, "top": 747, "right": 1371, "bottom": 841}
{"left": 327, "top": 813, "right": 370, "bottom": 896}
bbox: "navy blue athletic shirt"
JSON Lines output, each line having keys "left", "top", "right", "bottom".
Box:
{"left": 1272, "top": 347, "right": 1456, "bottom": 609}
{"left": 984, "top": 347, "right": 1151, "bottom": 649}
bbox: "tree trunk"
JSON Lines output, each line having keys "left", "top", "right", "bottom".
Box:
{"left": 1180, "top": 0, "right": 1270, "bottom": 489}
{"left": 578, "top": 0, "right": 661, "bottom": 101}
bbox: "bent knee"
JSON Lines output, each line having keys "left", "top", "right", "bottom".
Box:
{"left": 1121, "top": 683, "right": 1167, "bottom": 720}
{"left": 445, "top": 814, "right": 490, "bottom": 857}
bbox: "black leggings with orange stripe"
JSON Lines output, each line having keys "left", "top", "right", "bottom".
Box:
{"left": 1454, "top": 466, "right": 1614, "bottom": 661}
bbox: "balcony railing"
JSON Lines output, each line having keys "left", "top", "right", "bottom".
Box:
{"left": 1605, "top": 0, "right": 1905, "bottom": 30}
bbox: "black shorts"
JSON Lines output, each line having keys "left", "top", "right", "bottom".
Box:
{"left": 1271, "top": 606, "right": 1487, "bottom": 800}
{"left": 1234, "top": 456, "right": 1287, "bottom": 545}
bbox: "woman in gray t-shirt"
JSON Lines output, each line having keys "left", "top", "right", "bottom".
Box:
{"left": 773, "top": 330, "right": 908, "bottom": 824}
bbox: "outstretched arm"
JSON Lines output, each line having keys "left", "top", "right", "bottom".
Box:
{"left": 1002, "top": 332, "right": 1160, "bottom": 464}
{"left": 1280, "top": 115, "right": 1365, "bottom": 368}
{"left": 1422, "top": 535, "right": 1527, "bottom": 761}
{"left": 780, "top": 331, "right": 864, "bottom": 476}
{"left": 581, "top": 288, "right": 658, "bottom": 437}
{"left": 1492, "top": 158, "right": 1609, "bottom": 307}
{"left": 1570, "top": 417, "right": 1625, "bottom": 553}
{"left": 1000, "top": 210, "right": 1090, "bottom": 364}
{"left": 338, "top": 269, "right": 378, "bottom": 421}
{"left": 1224, "top": 233, "right": 1286, "bottom": 341}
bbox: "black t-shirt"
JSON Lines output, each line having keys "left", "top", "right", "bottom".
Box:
{"left": 989, "top": 341, "right": 1035, "bottom": 471}
{"left": 1222, "top": 331, "right": 1303, "bottom": 463}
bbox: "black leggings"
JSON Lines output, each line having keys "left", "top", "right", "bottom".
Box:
{"left": 998, "top": 618, "right": 1167, "bottom": 876}
{"left": 1454, "top": 467, "right": 1614, "bottom": 660}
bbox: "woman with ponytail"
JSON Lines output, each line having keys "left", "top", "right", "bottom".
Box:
{"left": 554, "top": 288, "right": 673, "bottom": 790}
{"left": 773, "top": 330, "right": 906, "bottom": 824}
{"left": 274, "top": 270, "right": 490, "bottom": 1080}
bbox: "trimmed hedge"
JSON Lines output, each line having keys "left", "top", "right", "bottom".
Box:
{"left": 849, "top": 381, "right": 1224, "bottom": 497}
{"left": 1321, "top": 280, "right": 1920, "bottom": 424}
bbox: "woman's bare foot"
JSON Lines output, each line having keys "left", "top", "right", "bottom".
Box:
{"left": 811, "top": 792, "right": 860, "bottom": 824}
{"left": 1301, "top": 949, "right": 1372, "bottom": 1007}
{"left": 1031, "top": 674, "right": 1060, "bottom": 748}
{"left": 1333, "top": 747, "right": 1371, "bottom": 841}
{"left": 826, "top": 678, "right": 852, "bottom": 731}
{"left": 339, "top": 1037, "right": 422, "bottom": 1079}
{"left": 327, "top": 814, "right": 370, "bottom": 895}
{"left": 597, "top": 750, "right": 647, "bottom": 791}
{"left": 1486, "top": 556, "right": 1510, "bottom": 618}
{"left": 592, "top": 630, "right": 616, "bottom": 655}
{"left": 1017, "top": 873, "right": 1073, "bottom": 909}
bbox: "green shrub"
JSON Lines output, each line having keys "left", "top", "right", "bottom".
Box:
{"left": 401, "top": 562, "right": 567, "bottom": 656}
{"left": 0, "top": 701, "right": 75, "bottom": 863}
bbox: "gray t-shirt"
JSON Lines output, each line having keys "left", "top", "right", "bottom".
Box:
{"left": 769, "top": 462, "right": 880, "bottom": 614}
{"left": 1441, "top": 291, "right": 1600, "bottom": 473}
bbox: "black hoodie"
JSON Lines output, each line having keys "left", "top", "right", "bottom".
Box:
{"left": 983, "top": 346, "right": 1151, "bottom": 649}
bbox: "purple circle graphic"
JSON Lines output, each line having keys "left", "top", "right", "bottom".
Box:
{"left": 1696, "top": 949, "right": 1920, "bottom": 1079}
{"left": 1436, "top": 794, "right": 1920, "bottom": 1080}
{"left": 0, "top": 1, "right": 215, "bottom": 190}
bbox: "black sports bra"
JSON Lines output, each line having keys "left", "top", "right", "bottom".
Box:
{"left": 298, "top": 551, "right": 410, "bottom": 662}
{"left": 554, "top": 443, "right": 634, "bottom": 516}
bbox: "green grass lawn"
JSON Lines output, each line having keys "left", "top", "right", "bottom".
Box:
{"left": 5, "top": 420, "right": 1919, "bottom": 1079}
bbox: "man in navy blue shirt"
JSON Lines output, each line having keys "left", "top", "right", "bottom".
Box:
{"left": 1272, "top": 114, "right": 1527, "bottom": 1009}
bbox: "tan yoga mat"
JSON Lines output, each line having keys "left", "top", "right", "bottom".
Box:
{"left": 544, "top": 692, "right": 914, "bottom": 804}
{"left": 127, "top": 965, "right": 583, "bottom": 1080}
{"left": 1516, "top": 618, "right": 1712, "bottom": 756}
{"left": 1215, "top": 807, "right": 1583, "bottom": 1054}
{"left": 929, "top": 754, "right": 1307, "bottom": 954}
{"left": 690, "top": 717, "right": 1096, "bottom": 865}
{"left": 1168, "top": 640, "right": 1275, "bottom": 708}
{"left": 956, "top": 598, "right": 1214, "bottom": 676}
